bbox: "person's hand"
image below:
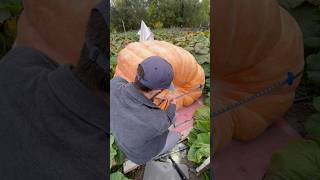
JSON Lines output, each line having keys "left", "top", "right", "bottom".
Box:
{"left": 165, "top": 94, "right": 176, "bottom": 104}
{"left": 170, "top": 98, "right": 177, "bottom": 105}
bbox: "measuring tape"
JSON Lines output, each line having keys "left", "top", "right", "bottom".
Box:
{"left": 155, "top": 84, "right": 204, "bottom": 110}
{"left": 211, "top": 70, "right": 304, "bottom": 119}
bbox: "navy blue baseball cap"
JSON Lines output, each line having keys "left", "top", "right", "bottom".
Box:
{"left": 137, "top": 56, "right": 174, "bottom": 90}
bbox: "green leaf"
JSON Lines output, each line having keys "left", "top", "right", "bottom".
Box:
{"left": 115, "top": 148, "right": 126, "bottom": 165}
{"left": 313, "top": 96, "right": 320, "bottom": 112}
{"left": 306, "top": 0, "right": 320, "bottom": 6}
{"left": 187, "top": 132, "right": 210, "bottom": 163}
{"left": 195, "top": 43, "right": 209, "bottom": 55}
{"left": 0, "top": 34, "right": 7, "bottom": 58}
{"left": 184, "top": 45, "right": 195, "bottom": 53}
{"left": 264, "top": 139, "right": 320, "bottom": 179}
{"left": 174, "top": 37, "right": 186, "bottom": 42}
{"left": 307, "top": 52, "right": 320, "bottom": 71}
{"left": 194, "top": 106, "right": 210, "bottom": 122}
{"left": 202, "top": 63, "right": 210, "bottom": 77}
{"left": 187, "top": 139, "right": 210, "bottom": 163}
{"left": 290, "top": 3, "right": 320, "bottom": 45}
{"left": 305, "top": 113, "right": 320, "bottom": 142}
{"left": 195, "top": 120, "right": 210, "bottom": 133}
{"left": 194, "top": 34, "right": 208, "bottom": 43}
{"left": 0, "top": 0, "right": 23, "bottom": 15}
{"left": 195, "top": 54, "right": 210, "bottom": 64}
{"left": 304, "top": 37, "right": 320, "bottom": 49}
{"left": 110, "top": 135, "right": 117, "bottom": 168}
{"left": 110, "top": 171, "right": 130, "bottom": 180}
{"left": 204, "top": 97, "right": 210, "bottom": 106}
{"left": 197, "top": 132, "right": 210, "bottom": 145}
{"left": 278, "top": 0, "right": 305, "bottom": 9}
{"left": 202, "top": 170, "right": 211, "bottom": 180}
{"left": 0, "top": 10, "right": 10, "bottom": 23}
{"left": 187, "top": 145, "right": 198, "bottom": 162}
{"left": 306, "top": 52, "right": 320, "bottom": 86}
{"left": 205, "top": 78, "right": 210, "bottom": 89}
{"left": 187, "top": 128, "right": 200, "bottom": 146}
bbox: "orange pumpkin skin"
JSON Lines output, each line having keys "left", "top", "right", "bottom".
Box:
{"left": 212, "top": 0, "right": 304, "bottom": 152}
{"left": 115, "top": 40, "right": 205, "bottom": 110}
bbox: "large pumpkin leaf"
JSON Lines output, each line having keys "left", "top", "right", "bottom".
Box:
{"left": 264, "top": 140, "right": 320, "bottom": 180}
{"left": 187, "top": 106, "right": 210, "bottom": 164}
{"left": 304, "top": 37, "right": 320, "bottom": 49}
{"left": 202, "top": 63, "right": 210, "bottom": 77}
{"left": 305, "top": 113, "right": 320, "bottom": 142}
{"left": 0, "top": 0, "right": 22, "bottom": 15}
{"left": 290, "top": 3, "right": 320, "bottom": 52}
{"left": 202, "top": 170, "right": 211, "bottom": 180}
{"left": 0, "top": 34, "right": 7, "bottom": 57}
{"left": 194, "top": 120, "right": 210, "bottom": 133}
{"left": 110, "top": 171, "right": 130, "bottom": 180}
{"left": 194, "top": 105, "right": 210, "bottom": 122}
{"left": 4, "top": 19, "right": 17, "bottom": 37}
{"left": 195, "top": 42, "right": 209, "bottom": 55}
{"left": 187, "top": 132, "right": 210, "bottom": 164}
{"left": 306, "top": 51, "right": 320, "bottom": 86}
{"left": 114, "top": 147, "right": 126, "bottom": 165}
{"left": 0, "top": 10, "right": 10, "bottom": 23}
{"left": 110, "top": 135, "right": 117, "bottom": 168}
{"left": 184, "top": 45, "right": 195, "bottom": 53}
{"left": 278, "top": 0, "right": 305, "bottom": 9}
{"left": 195, "top": 54, "right": 210, "bottom": 64}
{"left": 306, "top": 0, "right": 320, "bottom": 6}
{"left": 313, "top": 96, "right": 320, "bottom": 112}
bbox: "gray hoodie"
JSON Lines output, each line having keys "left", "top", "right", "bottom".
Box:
{"left": 110, "top": 76, "right": 176, "bottom": 165}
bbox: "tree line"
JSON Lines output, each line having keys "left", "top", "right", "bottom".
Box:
{"left": 110, "top": 0, "right": 210, "bottom": 32}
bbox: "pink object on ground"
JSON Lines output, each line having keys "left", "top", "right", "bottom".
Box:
{"left": 172, "top": 100, "right": 203, "bottom": 133}
{"left": 213, "top": 119, "right": 302, "bottom": 180}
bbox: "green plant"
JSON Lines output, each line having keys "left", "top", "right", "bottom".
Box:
{"left": 305, "top": 51, "right": 320, "bottom": 142}
{"left": 306, "top": 51, "right": 320, "bottom": 86}
{"left": 111, "top": 0, "right": 209, "bottom": 32}
{"left": 187, "top": 105, "right": 210, "bottom": 179}
{"left": 110, "top": 134, "right": 130, "bottom": 180}
{"left": 264, "top": 139, "right": 320, "bottom": 179}
{"left": 264, "top": 97, "right": 320, "bottom": 179}
{"left": 110, "top": 171, "right": 129, "bottom": 180}
{"left": 153, "top": 21, "right": 163, "bottom": 29}
{"left": 278, "top": 0, "right": 320, "bottom": 56}
{"left": 0, "top": 0, "right": 22, "bottom": 58}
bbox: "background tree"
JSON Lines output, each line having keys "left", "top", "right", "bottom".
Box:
{"left": 111, "top": 0, "right": 210, "bottom": 32}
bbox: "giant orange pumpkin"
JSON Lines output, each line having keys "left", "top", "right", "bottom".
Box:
{"left": 115, "top": 40, "right": 205, "bottom": 110}
{"left": 212, "top": 0, "right": 305, "bottom": 152}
